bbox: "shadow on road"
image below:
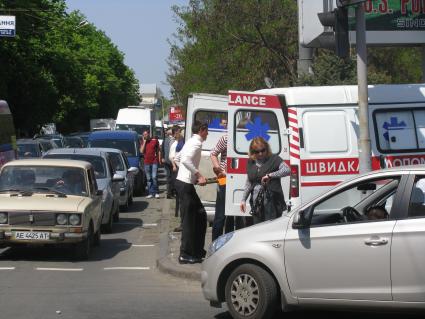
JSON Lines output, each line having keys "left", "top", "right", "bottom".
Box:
{"left": 0, "top": 238, "right": 132, "bottom": 262}
{"left": 124, "top": 200, "right": 148, "bottom": 213}
{"left": 214, "top": 309, "right": 423, "bottom": 319}
{"left": 111, "top": 217, "right": 145, "bottom": 234}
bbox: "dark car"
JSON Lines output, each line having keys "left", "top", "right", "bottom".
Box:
{"left": 88, "top": 130, "right": 146, "bottom": 195}
{"left": 64, "top": 136, "right": 84, "bottom": 148}
{"left": 68, "top": 132, "right": 90, "bottom": 147}
{"left": 16, "top": 139, "right": 43, "bottom": 158}
{"left": 36, "top": 134, "right": 65, "bottom": 148}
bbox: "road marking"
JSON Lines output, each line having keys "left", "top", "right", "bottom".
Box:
{"left": 0, "top": 267, "right": 15, "bottom": 270}
{"left": 103, "top": 267, "right": 150, "bottom": 270}
{"left": 143, "top": 223, "right": 158, "bottom": 227}
{"left": 36, "top": 267, "right": 84, "bottom": 272}
{"left": 132, "top": 244, "right": 155, "bottom": 247}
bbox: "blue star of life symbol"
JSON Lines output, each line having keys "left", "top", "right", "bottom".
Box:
{"left": 245, "top": 116, "right": 270, "bottom": 141}
{"left": 382, "top": 117, "right": 406, "bottom": 141}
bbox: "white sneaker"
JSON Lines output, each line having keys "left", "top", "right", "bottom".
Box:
{"left": 155, "top": 194, "right": 160, "bottom": 199}
{"left": 146, "top": 194, "right": 153, "bottom": 199}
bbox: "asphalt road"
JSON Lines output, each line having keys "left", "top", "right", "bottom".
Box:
{"left": 0, "top": 193, "right": 227, "bottom": 319}
{"left": 0, "top": 176, "right": 423, "bottom": 319}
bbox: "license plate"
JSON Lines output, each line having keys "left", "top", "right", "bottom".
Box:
{"left": 13, "top": 231, "right": 50, "bottom": 240}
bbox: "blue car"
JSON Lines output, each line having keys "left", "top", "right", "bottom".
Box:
{"left": 88, "top": 130, "right": 146, "bottom": 195}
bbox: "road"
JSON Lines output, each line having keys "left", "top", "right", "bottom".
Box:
{"left": 0, "top": 193, "right": 227, "bottom": 319}
{"left": 0, "top": 178, "right": 422, "bottom": 319}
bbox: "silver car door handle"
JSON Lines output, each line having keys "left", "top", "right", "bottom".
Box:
{"left": 364, "top": 238, "right": 388, "bottom": 246}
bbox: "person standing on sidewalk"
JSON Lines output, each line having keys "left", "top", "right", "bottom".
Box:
{"left": 169, "top": 126, "right": 184, "bottom": 229}
{"left": 161, "top": 128, "right": 175, "bottom": 199}
{"left": 175, "top": 120, "right": 208, "bottom": 264}
{"left": 140, "top": 130, "right": 161, "bottom": 199}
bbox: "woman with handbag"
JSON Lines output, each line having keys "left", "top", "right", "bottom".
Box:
{"left": 240, "top": 137, "right": 290, "bottom": 224}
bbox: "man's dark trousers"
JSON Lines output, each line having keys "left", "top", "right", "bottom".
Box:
{"left": 212, "top": 185, "right": 226, "bottom": 241}
{"left": 175, "top": 179, "right": 207, "bottom": 258}
{"left": 164, "top": 162, "right": 174, "bottom": 197}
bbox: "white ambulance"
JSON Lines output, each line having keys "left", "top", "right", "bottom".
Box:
{"left": 186, "top": 84, "right": 425, "bottom": 216}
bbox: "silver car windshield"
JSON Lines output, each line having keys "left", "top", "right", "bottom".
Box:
{"left": 0, "top": 166, "right": 88, "bottom": 196}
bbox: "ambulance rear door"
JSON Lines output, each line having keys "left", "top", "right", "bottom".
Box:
{"left": 226, "top": 91, "right": 289, "bottom": 216}
{"left": 185, "top": 93, "right": 228, "bottom": 207}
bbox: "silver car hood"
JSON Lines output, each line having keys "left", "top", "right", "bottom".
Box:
{"left": 233, "top": 215, "right": 290, "bottom": 243}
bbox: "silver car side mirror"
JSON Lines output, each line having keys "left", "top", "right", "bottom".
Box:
{"left": 128, "top": 167, "right": 139, "bottom": 175}
{"left": 292, "top": 209, "right": 310, "bottom": 229}
{"left": 112, "top": 174, "right": 125, "bottom": 182}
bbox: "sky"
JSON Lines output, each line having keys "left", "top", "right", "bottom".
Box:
{"left": 66, "top": 0, "right": 188, "bottom": 98}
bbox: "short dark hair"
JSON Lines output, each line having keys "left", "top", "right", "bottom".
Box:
{"left": 192, "top": 120, "right": 208, "bottom": 134}
{"left": 172, "top": 125, "right": 180, "bottom": 135}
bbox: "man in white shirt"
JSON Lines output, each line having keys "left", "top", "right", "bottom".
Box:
{"left": 175, "top": 120, "right": 208, "bottom": 264}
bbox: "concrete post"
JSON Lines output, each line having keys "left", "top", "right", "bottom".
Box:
{"left": 356, "top": 4, "right": 372, "bottom": 173}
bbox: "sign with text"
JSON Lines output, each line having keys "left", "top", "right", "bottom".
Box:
{"left": 299, "top": 0, "right": 425, "bottom": 46}
{"left": 349, "top": 0, "right": 425, "bottom": 31}
{"left": 169, "top": 105, "right": 184, "bottom": 123}
{"left": 0, "top": 16, "right": 15, "bottom": 37}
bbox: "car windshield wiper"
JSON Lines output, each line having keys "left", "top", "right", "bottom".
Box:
{"left": 32, "top": 187, "right": 67, "bottom": 197}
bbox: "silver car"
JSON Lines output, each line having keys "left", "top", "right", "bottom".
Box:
{"left": 44, "top": 148, "right": 124, "bottom": 233}
{"left": 202, "top": 167, "right": 425, "bottom": 318}
{"left": 95, "top": 148, "right": 139, "bottom": 210}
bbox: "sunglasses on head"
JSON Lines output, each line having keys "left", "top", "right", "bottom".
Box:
{"left": 252, "top": 148, "right": 266, "bottom": 154}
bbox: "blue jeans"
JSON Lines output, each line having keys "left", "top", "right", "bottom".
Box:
{"left": 144, "top": 164, "right": 158, "bottom": 195}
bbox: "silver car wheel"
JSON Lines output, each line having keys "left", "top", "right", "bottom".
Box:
{"left": 230, "top": 273, "right": 259, "bottom": 316}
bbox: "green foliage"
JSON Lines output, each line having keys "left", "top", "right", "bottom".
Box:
{"left": 168, "top": 0, "right": 423, "bottom": 105}
{"left": 0, "top": 0, "right": 140, "bottom": 135}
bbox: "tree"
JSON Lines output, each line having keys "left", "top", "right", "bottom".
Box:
{"left": 0, "top": 0, "right": 140, "bottom": 135}
{"left": 168, "top": 0, "right": 423, "bottom": 105}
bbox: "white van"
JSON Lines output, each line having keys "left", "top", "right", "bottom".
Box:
{"left": 186, "top": 84, "right": 425, "bottom": 216}
{"left": 115, "top": 107, "right": 154, "bottom": 136}
{"left": 185, "top": 93, "right": 228, "bottom": 220}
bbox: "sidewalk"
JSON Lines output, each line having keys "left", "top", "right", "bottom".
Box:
{"left": 157, "top": 197, "right": 212, "bottom": 282}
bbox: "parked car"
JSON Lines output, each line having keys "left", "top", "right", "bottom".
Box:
{"left": 95, "top": 148, "right": 139, "bottom": 210}
{"left": 16, "top": 139, "right": 43, "bottom": 158}
{"left": 37, "top": 138, "right": 58, "bottom": 153}
{"left": 0, "top": 159, "right": 102, "bottom": 260}
{"left": 202, "top": 166, "right": 425, "bottom": 318}
{"left": 68, "top": 132, "right": 90, "bottom": 147}
{"left": 44, "top": 148, "right": 124, "bottom": 232}
{"left": 64, "top": 136, "right": 84, "bottom": 148}
{"left": 88, "top": 130, "right": 146, "bottom": 195}
{"left": 36, "top": 134, "right": 65, "bottom": 148}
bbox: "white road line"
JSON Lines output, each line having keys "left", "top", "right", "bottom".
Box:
{"left": 0, "top": 267, "right": 15, "bottom": 270}
{"left": 36, "top": 267, "right": 84, "bottom": 272}
{"left": 131, "top": 244, "right": 155, "bottom": 247}
{"left": 103, "top": 267, "right": 150, "bottom": 270}
{"left": 142, "top": 223, "right": 158, "bottom": 227}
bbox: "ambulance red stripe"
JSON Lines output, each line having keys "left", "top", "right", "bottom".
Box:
{"left": 301, "top": 181, "right": 342, "bottom": 187}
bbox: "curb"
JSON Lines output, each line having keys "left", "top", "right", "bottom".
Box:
{"left": 156, "top": 198, "right": 202, "bottom": 282}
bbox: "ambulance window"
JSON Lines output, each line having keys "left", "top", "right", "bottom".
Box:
{"left": 303, "top": 111, "right": 349, "bottom": 153}
{"left": 194, "top": 110, "right": 227, "bottom": 151}
{"left": 374, "top": 110, "right": 417, "bottom": 151}
{"left": 234, "top": 110, "right": 280, "bottom": 154}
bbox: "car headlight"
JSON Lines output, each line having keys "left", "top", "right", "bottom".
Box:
{"left": 69, "top": 214, "right": 81, "bottom": 226}
{"left": 206, "top": 232, "right": 234, "bottom": 258}
{"left": 0, "top": 212, "right": 8, "bottom": 224}
{"left": 56, "top": 213, "right": 68, "bottom": 225}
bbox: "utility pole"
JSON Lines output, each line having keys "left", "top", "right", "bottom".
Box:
{"left": 356, "top": 4, "right": 371, "bottom": 173}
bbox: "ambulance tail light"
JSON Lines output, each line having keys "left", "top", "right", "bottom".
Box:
{"left": 290, "top": 165, "right": 299, "bottom": 198}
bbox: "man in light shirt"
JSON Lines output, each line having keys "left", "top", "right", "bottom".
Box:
{"left": 175, "top": 120, "right": 208, "bottom": 264}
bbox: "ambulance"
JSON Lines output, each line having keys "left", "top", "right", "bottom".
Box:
{"left": 185, "top": 84, "right": 425, "bottom": 216}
